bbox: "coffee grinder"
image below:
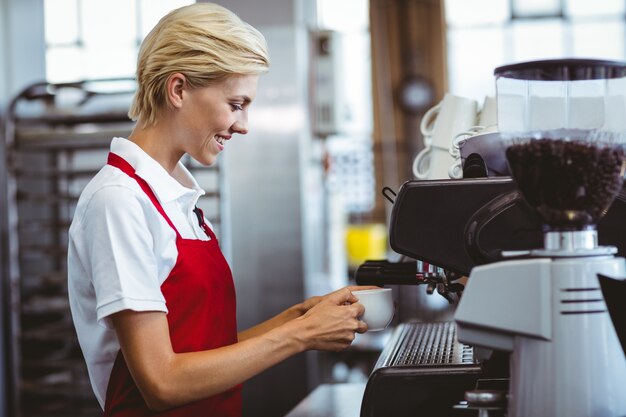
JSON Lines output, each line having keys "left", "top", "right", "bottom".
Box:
{"left": 455, "top": 59, "right": 626, "bottom": 417}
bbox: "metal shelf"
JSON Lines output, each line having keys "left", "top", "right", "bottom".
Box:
{"left": 2, "top": 79, "right": 226, "bottom": 417}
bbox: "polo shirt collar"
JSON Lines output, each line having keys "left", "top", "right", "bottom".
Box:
{"left": 110, "top": 137, "right": 204, "bottom": 204}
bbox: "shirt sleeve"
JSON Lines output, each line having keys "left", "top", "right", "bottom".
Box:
{"left": 80, "top": 184, "right": 168, "bottom": 328}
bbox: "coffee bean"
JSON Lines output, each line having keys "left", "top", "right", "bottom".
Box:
{"left": 506, "top": 139, "right": 626, "bottom": 229}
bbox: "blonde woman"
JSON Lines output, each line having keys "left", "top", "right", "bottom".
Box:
{"left": 68, "top": 3, "right": 371, "bottom": 416}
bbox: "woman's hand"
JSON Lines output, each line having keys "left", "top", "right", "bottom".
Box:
{"left": 291, "top": 287, "right": 368, "bottom": 352}
{"left": 238, "top": 286, "right": 377, "bottom": 341}
{"left": 300, "top": 285, "right": 380, "bottom": 313}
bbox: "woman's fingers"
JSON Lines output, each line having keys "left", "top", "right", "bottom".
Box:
{"left": 326, "top": 287, "right": 357, "bottom": 305}
{"left": 351, "top": 301, "right": 365, "bottom": 318}
{"left": 335, "top": 285, "right": 382, "bottom": 304}
{"left": 346, "top": 285, "right": 380, "bottom": 292}
{"left": 314, "top": 285, "right": 382, "bottom": 308}
{"left": 356, "top": 320, "right": 368, "bottom": 334}
{"left": 300, "top": 300, "right": 370, "bottom": 352}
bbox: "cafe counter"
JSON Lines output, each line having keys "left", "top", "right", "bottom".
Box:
{"left": 284, "top": 383, "right": 366, "bottom": 417}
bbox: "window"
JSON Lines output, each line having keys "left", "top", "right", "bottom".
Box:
{"left": 445, "top": 0, "right": 626, "bottom": 102}
{"left": 44, "top": 0, "right": 194, "bottom": 83}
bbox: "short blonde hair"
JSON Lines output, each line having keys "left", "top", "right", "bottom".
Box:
{"left": 129, "top": 2, "right": 270, "bottom": 126}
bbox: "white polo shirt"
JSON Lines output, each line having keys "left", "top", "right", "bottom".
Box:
{"left": 68, "top": 137, "right": 214, "bottom": 409}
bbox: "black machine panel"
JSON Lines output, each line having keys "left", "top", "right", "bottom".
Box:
{"left": 388, "top": 177, "right": 626, "bottom": 276}
{"left": 360, "top": 322, "right": 482, "bottom": 417}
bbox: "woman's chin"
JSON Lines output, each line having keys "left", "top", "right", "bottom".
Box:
{"left": 200, "top": 154, "right": 218, "bottom": 167}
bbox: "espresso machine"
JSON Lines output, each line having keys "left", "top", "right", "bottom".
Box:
{"left": 455, "top": 59, "right": 626, "bottom": 417}
{"left": 356, "top": 59, "right": 626, "bottom": 417}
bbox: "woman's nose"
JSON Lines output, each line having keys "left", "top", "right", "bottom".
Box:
{"left": 231, "top": 115, "right": 248, "bottom": 135}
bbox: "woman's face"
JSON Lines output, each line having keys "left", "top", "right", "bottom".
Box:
{"left": 179, "top": 74, "right": 259, "bottom": 166}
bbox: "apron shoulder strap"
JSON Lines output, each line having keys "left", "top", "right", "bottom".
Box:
{"left": 107, "top": 152, "right": 182, "bottom": 239}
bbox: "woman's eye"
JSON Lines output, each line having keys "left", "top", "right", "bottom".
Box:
{"left": 231, "top": 103, "right": 243, "bottom": 111}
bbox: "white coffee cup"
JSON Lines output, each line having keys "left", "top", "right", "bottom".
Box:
{"left": 420, "top": 102, "right": 441, "bottom": 147}
{"left": 429, "top": 93, "right": 478, "bottom": 150}
{"left": 413, "top": 146, "right": 457, "bottom": 180}
{"left": 478, "top": 95, "right": 498, "bottom": 130}
{"left": 420, "top": 94, "right": 478, "bottom": 148}
{"left": 446, "top": 96, "right": 499, "bottom": 179}
{"left": 353, "top": 288, "right": 394, "bottom": 332}
{"left": 414, "top": 94, "right": 478, "bottom": 180}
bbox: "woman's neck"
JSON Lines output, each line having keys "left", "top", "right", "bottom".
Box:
{"left": 128, "top": 121, "right": 184, "bottom": 174}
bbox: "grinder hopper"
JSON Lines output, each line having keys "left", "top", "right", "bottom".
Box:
{"left": 455, "top": 59, "right": 626, "bottom": 417}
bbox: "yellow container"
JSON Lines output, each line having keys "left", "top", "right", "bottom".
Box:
{"left": 345, "top": 223, "right": 388, "bottom": 268}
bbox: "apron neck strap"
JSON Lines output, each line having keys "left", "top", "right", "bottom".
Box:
{"left": 107, "top": 152, "right": 182, "bottom": 239}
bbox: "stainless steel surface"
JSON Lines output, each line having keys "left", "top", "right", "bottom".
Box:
{"left": 532, "top": 229, "right": 617, "bottom": 257}
{"left": 1, "top": 95, "right": 10, "bottom": 417}
{"left": 216, "top": 0, "right": 316, "bottom": 416}
{"left": 376, "top": 321, "right": 474, "bottom": 368}
{"left": 544, "top": 230, "right": 598, "bottom": 251}
{"left": 465, "top": 390, "right": 507, "bottom": 405}
{"left": 284, "top": 383, "right": 366, "bottom": 417}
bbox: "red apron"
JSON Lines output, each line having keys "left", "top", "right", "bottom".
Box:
{"left": 103, "top": 152, "right": 241, "bottom": 417}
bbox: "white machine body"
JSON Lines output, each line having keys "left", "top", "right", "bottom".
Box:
{"left": 455, "top": 255, "right": 626, "bottom": 417}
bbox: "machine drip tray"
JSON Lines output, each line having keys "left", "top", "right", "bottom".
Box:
{"left": 380, "top": 321, "right": 474, "bottom": 367}
{"left": 360, "top": 322, "right": 483, "bottom": 417}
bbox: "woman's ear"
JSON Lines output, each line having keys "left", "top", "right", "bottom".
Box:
{"left": 166, "top": 73, "right": 186, "bottom": 109}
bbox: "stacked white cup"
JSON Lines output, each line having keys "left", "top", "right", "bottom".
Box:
{"left": 413, "top": 93, "right": 478, "bottom": 180}
{"left": 448, "top": 96, "right": 499, "bottom": 179}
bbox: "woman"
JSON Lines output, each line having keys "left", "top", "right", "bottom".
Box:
{"left": 68, "top": 3, "right": 372, "bottom": 416}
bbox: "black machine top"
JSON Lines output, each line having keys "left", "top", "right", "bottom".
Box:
{"left": 494, "top": 58, "right": 626, "bottom": 81}
{"left": 387, "top": 178, "right": 626, "bottom": 276}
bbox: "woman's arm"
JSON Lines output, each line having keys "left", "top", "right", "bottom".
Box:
{"left": 111, "top": 288, "right": 366, "bottom": 412}
{"left": 237, "top": 302, "right": 306, "bottom": 341}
